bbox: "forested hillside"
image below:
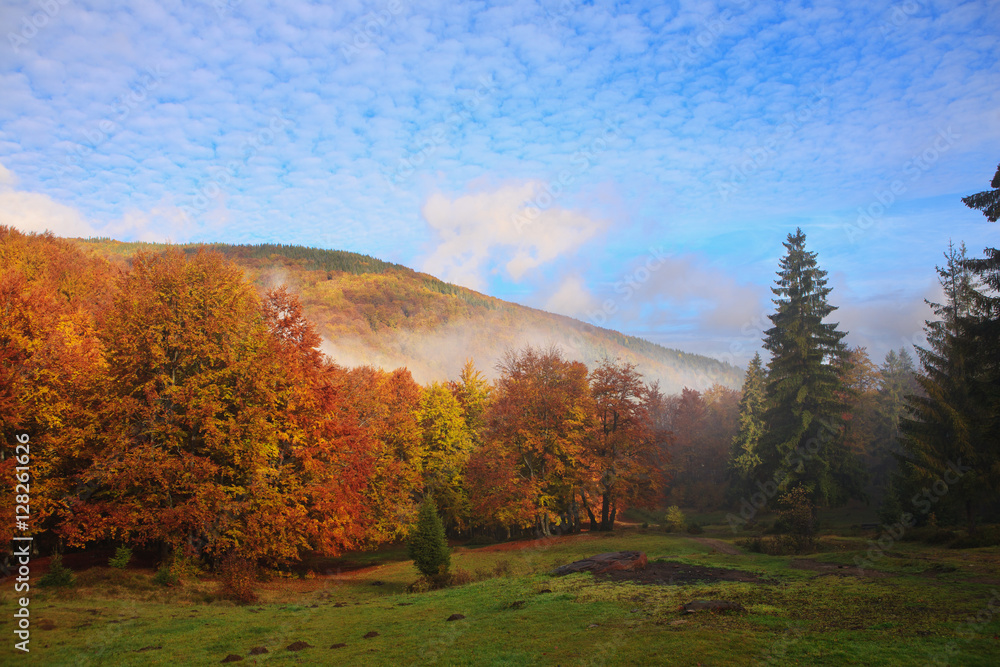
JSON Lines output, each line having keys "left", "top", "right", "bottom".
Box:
{"left": 75, "top": 238, "right": 743, "bottom": 393}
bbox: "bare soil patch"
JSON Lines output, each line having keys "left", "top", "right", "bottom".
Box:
{"left": 596, "top": 560, "right": 768, "bottom": 586}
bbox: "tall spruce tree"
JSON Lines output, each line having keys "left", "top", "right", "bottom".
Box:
{"left": 901, "top": 242, "right": 990, "bottom": 532}
{"left": 960, "top": 163, "right": 1000, "bottom": 460}
{"left": 902, "top": 164, "right": 1000, "bottom": 533}
{"left": 728, "top": 352, "right": 766, "bottom": 501}
{"left": 758, "top": 229, "right": 864, "bottom": 507}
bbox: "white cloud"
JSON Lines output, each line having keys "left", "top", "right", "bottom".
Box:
{"left": 544, "top": 273, "right": 598, "bottom": 318}
{"left": 0, "top": 162, "right": 96, "bottom": 237}
{"left": 420, "top": 180, "right": 607, "bottom": 289}
{"left": 0, "top": 161, "right": 193, "bottom": 242}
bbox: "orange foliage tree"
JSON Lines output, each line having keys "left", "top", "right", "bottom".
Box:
{"left": 55, "top": 251, "right": 418, "bottom": 565}
{"left": 481, "top": 345, "right": 594, "bottom": 536}
{"left": 0, "top": 228, "right": 110, "bottom": 547}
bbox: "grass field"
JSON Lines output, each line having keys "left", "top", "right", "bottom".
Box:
{"left": 4, "top": 520, "right": 1000, "bottom": 666}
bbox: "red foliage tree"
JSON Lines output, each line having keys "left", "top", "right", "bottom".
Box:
{"left": 586, "top": 358, "right": 661, "bottom": 530}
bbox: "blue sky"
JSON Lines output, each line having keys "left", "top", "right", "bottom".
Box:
{"left": 1, "top": 0, "right": 998, "bottom": 368}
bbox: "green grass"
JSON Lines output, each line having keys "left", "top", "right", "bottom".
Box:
{"left": 5, "top": 527, "right": 1000, "bottom": 665}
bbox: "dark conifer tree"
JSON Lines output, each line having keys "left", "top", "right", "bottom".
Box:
{"left": 407, "top": 495, "right": 451, "bottom": 580}
{"left": 758, "top": 229, "right": 864, "bottom": 507}
{"left": 903, "top": 164, "right": 1000, "bottom": 533}
{"left": 901, "top": 242, "right": 988, "bottom": 532}
{"left": 960, "top": 163, "right": 1000, "bottom": 460}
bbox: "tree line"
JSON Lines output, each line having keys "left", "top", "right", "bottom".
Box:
{"left": 0, "top": 229, "right": 679, "bottom": 568}
{"left": 726, "top": 163, "right": 1000, "bottom": 535}
{"left": 2, "top": 162, "right": 997, "bottom": 572}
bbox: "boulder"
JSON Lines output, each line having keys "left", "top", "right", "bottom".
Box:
{"left": 552, "top": 551, "right": 648, "bottom": 576}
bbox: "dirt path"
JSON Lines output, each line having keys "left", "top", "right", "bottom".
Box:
{"left": 690, "top": 537, "right": 742, "bottom": 556}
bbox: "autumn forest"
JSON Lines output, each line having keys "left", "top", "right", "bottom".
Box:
{"left": 4, "top": 162, "right": 998, "bottom": 578}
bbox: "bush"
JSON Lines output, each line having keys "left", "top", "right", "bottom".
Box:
{"left": 408, "top": 496, "right": 451, "bottom": 581}
{"left": 492, "top": 558, "right": 513, "bottom": 577}
{"left": 878, "top": 482, "right": 904, "bottom": 527}
{"left": 153, "top": 564, "right": 179, "bottom": 587}
{"left": 664, "top": 506, "right": 686, "bottom": 532}
{"left": 109, "top": 546, "right": 133, "bottom": 570}
{"left": 216, "top": 553, "right": 258, "bottom": 604}
{"left": 950, "top": 526, "right": 1000, "bottom": 549}
{"left": 737, "top": 534, "right": 815, "bottom": 556}
{"left": 686, "top": 522, "right": 704, "bottom": 535}
{"left": 39, "top": 554, "right": 76, "bottom": 588}
{"left": 449, "top": 568, "right": 474, "bottom": 586}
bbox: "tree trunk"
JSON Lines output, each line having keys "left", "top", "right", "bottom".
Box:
{"left": 600, "top": 488, "right": 611, "bottom": 531}
{"left": 581, "top": 490, "right": 598, "bottom": 531}
{"left": 609, "top": 498, "right": 617, "bottom": 529}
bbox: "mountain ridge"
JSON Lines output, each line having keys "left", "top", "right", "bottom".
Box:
{"left": 75, "top": 238, "right": 743, "bottom": 392}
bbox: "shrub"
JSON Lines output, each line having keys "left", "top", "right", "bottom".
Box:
{"left": 686, "top": 522, "right": 704, "bottom": 534}
{"left": 449, "top": 568, "right": 474, "bottom": 586}
{"left": 39, "top": 554, "right": 76, "bottom": 588}
{"left": 109, "top": 546, "right": 133, "bottom": 570}
{"left": 408, "top": 496, "right": 451, "bottom": 581}
{"left": 737, "top": 534, "right": 814, "bottom": 556}
{"left": 492, "top": 558, "right": 513, "bottom": 577}
{"left": 216, "top": 553, "right": 259, "bottom": 604}
{"left": 153, "top": 564, "right": 179, "bottom": 587}
{"left": 664, "top": 506, "right": 686, "bottom": 532}
{"left": 950, "top": 526, "right": 1000, "bottom": 549}
{"left": 760, "top": 486, "right": 817, "bottom": 553}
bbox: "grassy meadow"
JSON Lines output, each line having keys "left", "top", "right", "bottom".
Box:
{"left": 4, "top": 517, "right": 1000, "bottom": 666}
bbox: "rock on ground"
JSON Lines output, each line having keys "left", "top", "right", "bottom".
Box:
{"left": 552, "top": 551, "right": 648, "bottom": 576}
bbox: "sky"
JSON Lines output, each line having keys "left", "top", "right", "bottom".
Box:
{"left": 1, "top": 0, "right": 998, "bottom": 369}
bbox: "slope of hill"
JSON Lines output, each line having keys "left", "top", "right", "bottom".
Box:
{"left": 75, "top": 239, "right": 743, "bottom": 392}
